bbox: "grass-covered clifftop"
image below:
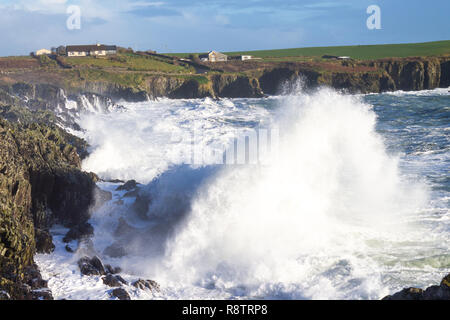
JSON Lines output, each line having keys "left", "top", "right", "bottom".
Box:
{"left": 171, "top": 40, "right": 450, "bottom": 61}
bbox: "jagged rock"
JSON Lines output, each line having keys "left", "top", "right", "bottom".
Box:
{"left": 111, "top": 288, "right": 131, "bottom": 300}
{"left": 132, "top": 279, "right": 160, "bottom": 293}
{"left": 423, "top": 285, "right": 450, "bottom": 300}
{"left": 102, "top": 274, "right": 127, "bottom": 287}
{"left": 441, "top": 274, "right": 450, "bottom": 287}
{"left": 382, "top": 287, "right": 424, "bottom": 300}
{"left": 104, "top": 242, "right": 127, "bottom": 258}
{"left": 0, "top": 118, "right": 97, "bottom": 299}
{"left": 116, "top": 180, "right": 138, "bottom": 191}
{"left": 31, "top": 289, "right": 53, "bottom": 300}
{"left": 105, "top": 265, "right": 122, "bottom": 275}
{"left": 77, "top": 256, "right": 106, "bottom": 276}
{"left": 383, "top": 274, "right": 450, "bottom": 300}
{"left": 28, "top": 277, "right": 48, "bottom": 290}
{"left": 63, "top": 222, "right": 94, "bottom": 243}
{"left": 35, "top": 229, "right": 55, "bottom": 254}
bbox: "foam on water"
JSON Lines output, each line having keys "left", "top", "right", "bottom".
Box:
{"left": 36, "top": 86, "right": 449, "bottom": 300}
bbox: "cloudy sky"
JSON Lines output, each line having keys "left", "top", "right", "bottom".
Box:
{"left": 0, "top": 0, "right": 449, "bottom": 56}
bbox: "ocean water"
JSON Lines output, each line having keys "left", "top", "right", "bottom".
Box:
{"left": 36, "top": 86, "right": 450, "bottom": 300}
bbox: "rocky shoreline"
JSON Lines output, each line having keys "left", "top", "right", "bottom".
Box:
{"left": 0, "top": 116, "right": 97, "bottom": 299}
{"left": 383, "top": 274, "right": 450, "bottom": 300}
{"left": 0, "top": 64, "right": 449, "bottom": 299}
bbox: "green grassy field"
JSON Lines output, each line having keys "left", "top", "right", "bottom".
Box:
{"left": 61, "top": 53, "right": 194, "bottom": 73}
{"left": 169, "top": 40, "right": 450, "bottom": 61}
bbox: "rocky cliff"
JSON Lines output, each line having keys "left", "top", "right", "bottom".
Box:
{"left": 0, "top": 116, "right": 97, "bottom": 299}
{"left": 1, "top": 56, "right": 449, "bottom": 112}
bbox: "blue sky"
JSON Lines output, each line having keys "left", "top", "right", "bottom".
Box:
{"left": 0, "top": 0, "right": 449, "bottom": 56}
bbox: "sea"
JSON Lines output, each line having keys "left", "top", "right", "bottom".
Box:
{"left": 36, "top": 84, "right": 450, "bottom": 300}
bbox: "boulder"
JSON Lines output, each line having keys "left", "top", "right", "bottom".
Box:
{"left": 111, "top": 288, "right": 131, "bottom": 300}
{"left": 382, "top": 287, "right": 424, "bottom": 300}
{"left": 35, "top": 229, "right": 55, "bottom": 254}
{"left": 116, "top": 180, "right": 138, "bottom": 191}
{"left": 383, "top": 274, "right": 450, "bottom": 300}
{"left": 423, "top": 285, "right": 450, "bottom": 300}
{"left": 77, "top": 256, "right": 106, "bottom": 276}
{"left": 102, "top": 274, "right": 127, "bottom": 287}
{"left": 132, "top": 279, "right": 160, "bottom": 293}
{"left": 105, "top": 265, "right": 122, "bottom": 275}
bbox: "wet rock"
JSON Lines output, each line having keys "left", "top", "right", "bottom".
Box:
{"left": 132, "top": 279, "right": 160, "bottom": 293}
{"left": 104, "top": 242, "right": 127, "bottom": 258}
{"left": 116, "top": 180, "right": 138, "bottom": 191}
{"left": 102, "top": 274, "right": 127, "bottom": 287}
{"left": 31, "top": 289, "right": 53, "bottom": 300}
{"left": 105, "top": 265, "right": 122, "bottom": 275}
{"left": 382, "top": 287, "right": 424, "bottom": 300}
{"left": 383, "top": 273, "right": 450, "bottom": 300}
{"left": 28, "top": 277, "right": 48, "bottom": 290}
{"left": 77, "top": 256, "right": 106, "bottom": 276}
{"left": 63, "top": 222, "right": 94, "bottom": 243}
{"left": 111, "top": 288, "right": 131, "bottom": 300}
{"left": 35, "top": 229, "right": 55, "bottom": 254}
{"left": 65, "top": 245, "right": 74, "bottom": 253}
{"left": 441, "top": 274, "right": 450, "bottom": 288}
{"left": 423, "top": 285, "right": 450, "bottom": 300}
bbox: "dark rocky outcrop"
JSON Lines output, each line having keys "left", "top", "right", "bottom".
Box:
{"left": 0, "top": 118, "right": 97, "bottom": 299}
{"left": 132, "top": 279, "right": 160, "bottom": 293}
{"left": 110, "top": 288, "right": 131, "bottom": 300}
{"left": 34, "top": 229, "right": 55, "bottom": 254}
{"left": 105, "top": 264, "right": 122, "bottom": 275}
{"left": 211, "top": 74, "right": 263, "bottom": 98}
{"left": 102, "top": 274, "right": 127, "bottom": 287}
{"left": 77, "top": 256, "right": 106, "bottom": 276}
{"left": 382, "top": 273, "right": 450, "bottom": 300}
{"left": 116, "top": 180, "right": 138, "bottom": 191}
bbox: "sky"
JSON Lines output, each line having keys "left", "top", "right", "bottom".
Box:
{"left": 0, "top": 0, "right": 449, "bottom": 56}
